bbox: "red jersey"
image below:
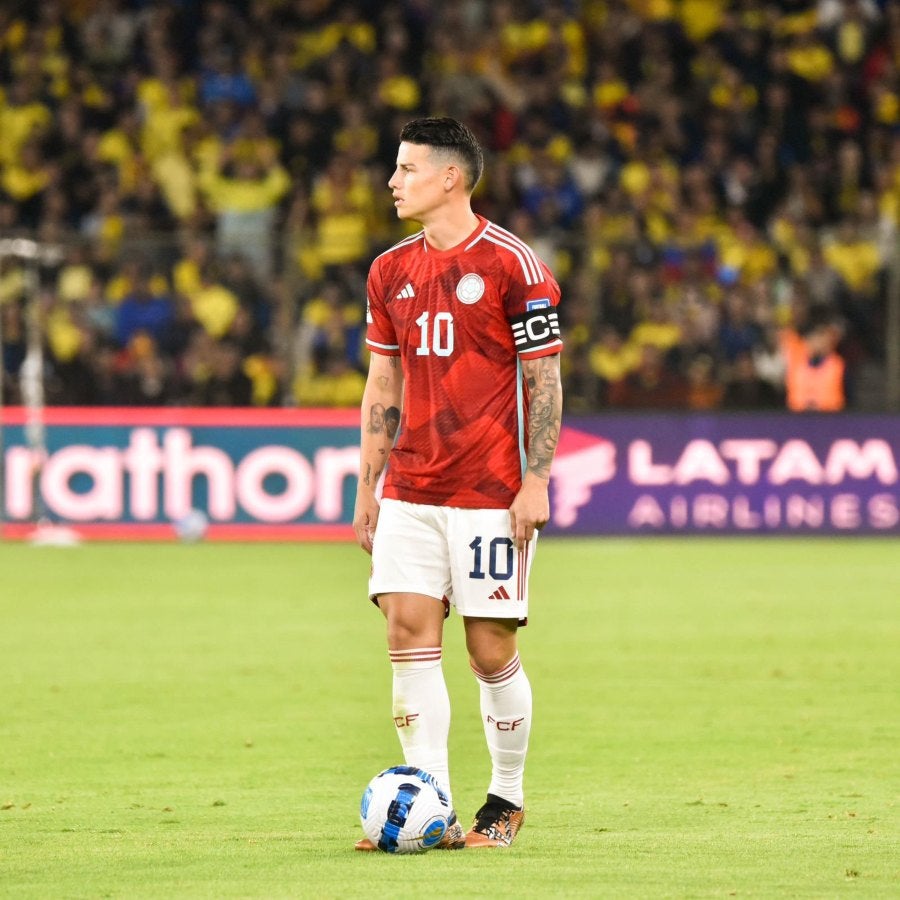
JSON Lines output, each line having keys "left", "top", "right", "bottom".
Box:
{"left": 365, "top": 214, "right": 562, "bottom": 508}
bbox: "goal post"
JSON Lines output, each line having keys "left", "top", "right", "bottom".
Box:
{"left": 0, "top": 237, "right": 78, "bottom": 544}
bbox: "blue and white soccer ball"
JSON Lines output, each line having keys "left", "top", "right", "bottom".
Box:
{"left": 359, "top": 766, "right": 452, "bottom": 853}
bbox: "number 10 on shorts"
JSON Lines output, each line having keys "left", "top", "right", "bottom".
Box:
{"left": 468, "top": 536, "right": 514, "bottom": 580}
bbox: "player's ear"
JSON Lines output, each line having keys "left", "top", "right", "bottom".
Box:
{"left": 444, "top": 165, "right": 461, "bottom": 191}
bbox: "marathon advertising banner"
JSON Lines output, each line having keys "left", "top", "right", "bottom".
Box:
{"left": 0, "top": 408, "right": 361, "bottom": 541}
{"left": 0, "top": 408, "right": 898, "bottom": 539}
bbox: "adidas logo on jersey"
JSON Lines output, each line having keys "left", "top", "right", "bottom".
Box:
{"left": 395, "top": 283, "right": 415, "bottom": 300}
{"left": 488, "top": 585, "right": 511, "bottom": 601}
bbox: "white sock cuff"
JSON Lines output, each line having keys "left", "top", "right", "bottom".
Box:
{"left": 390, "top": 647, "right": 442, "bottom": 668}
{"left": 470, "top": 652, "right": 521, "bottom": 685}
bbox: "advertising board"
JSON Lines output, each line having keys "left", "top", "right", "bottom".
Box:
{"left": 1, "top": 408, "right": 897, "bottom": 538}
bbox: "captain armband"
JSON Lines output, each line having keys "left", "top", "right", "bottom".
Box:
{"left": 510, "top": 305, "right": 561, "bottom": 353}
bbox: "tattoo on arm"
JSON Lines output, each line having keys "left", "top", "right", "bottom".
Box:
{"left": 365, "top": 402, "right": 400, "bottom": 438}
{"left": 366, "top": 403, "right": 385, "bottom": 434}
{"left": 363, "top": 403, "right": 399, "bottom": 487}
{"left": 363, "top": 357, "right": 402, "bottom": 487}
{"left": 524, "top": 356, "right": 562, "bottom": 479}
{"left": 384, "top": 406, "right": 400, "bottom": 440}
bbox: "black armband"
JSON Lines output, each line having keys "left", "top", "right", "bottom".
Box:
{"left": 510, "top": 306, "right": 561, "bottom": 353}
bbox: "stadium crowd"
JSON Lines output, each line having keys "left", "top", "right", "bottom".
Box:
{"left": 0, "top": 0, "right": 897, "bottom": 412}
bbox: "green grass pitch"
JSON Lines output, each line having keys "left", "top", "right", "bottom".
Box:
{"left": 1, "top": 538, "right": 898, "bottom": 898}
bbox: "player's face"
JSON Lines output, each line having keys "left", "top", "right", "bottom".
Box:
{"left": 388, "top": 142, "right": 449, "bottom": 223}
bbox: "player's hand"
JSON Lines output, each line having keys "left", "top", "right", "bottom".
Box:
{"left": 508, "top": 474, "right": 550, "bottom": 552}
{"left": 353, "top": 487, "right": 380, "bottom": 555}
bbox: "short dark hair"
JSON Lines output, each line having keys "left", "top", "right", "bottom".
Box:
{"left": 399, "top": 117, "right": 484, "bottom": 191}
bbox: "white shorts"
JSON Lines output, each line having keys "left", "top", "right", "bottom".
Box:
{"left": 369, "top": 498, "right": 536, "bottom": 623}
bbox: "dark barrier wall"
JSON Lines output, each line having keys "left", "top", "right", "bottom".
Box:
{"left": 1, "top": 408, "right": 898, "bottom": 538}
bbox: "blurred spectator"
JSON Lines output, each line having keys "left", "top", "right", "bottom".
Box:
{"left": 822, "top": 216, "right": 883, "bottom": 352}
{"left": 608, "top": 344, "right": 689, "bottom": 410}
{"left": 186, "top": 264, "right": 240, "bottom": 340}
{"left": 291, "top": 277, "right": 366, "bottom": 407}
{"left": 56, "top": 244, "right": 94, "bottom": 303}
{"left": 114, "top": 269, "right": 174, "bottom": 349}
{"left": 297, "top": 279, "right": 364, "bottom": 371}
{"left": 588, "top": 326, "right": 640, "bottom": 401}
{"left": 562, "top": 342, "right": 602, "bottom": 414}
{"left": 753, "top": 326, "right": 789, "bottom": 396}
{"left": 114, "top": 333, "right": 176, "bottom": 406}
{"left": 172, "top": 236, "right": 212, "bottom": 298}
{"left": 718, "top": 289, "right": 763, "bottom": 363}
{"left": 1, "top": 297, "right": 27, "bottom": 405}
{"left": 199, "top": 48, "right": 256, "bottom": 109}
{"left": 189, "top": 338, "right": 253, "bottom": 406}
{"left": 722, "top": 351, "right": 784, "bottom": 409}
{"left": 199, "top": 142, "right": 290, "bottom": 280}
{"left": 304, "top": 153, "right": 376, "bottom": 278}
{"left": 781, "top": 321, "right": 846, "bottom": 412}
{"left": 293, "top": 346, "right": 366, "bottom": 408}
{"left": 685, "top": 353, "right": 724, "bottom": 411}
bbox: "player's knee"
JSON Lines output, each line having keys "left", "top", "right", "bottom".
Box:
{"left": 385, "top": 614, "right": 440, "bottom": 649}
{"left": 468, "top": 646, "right": 517, "bottom": 677}
{"left": 386, "top": 619, "right": 422, "bottom": 648}
{"left": 465, "top": 620, "right": 517, "bottom": 674}
{"left": 382, "top": 593, "right": 444, "bottom": 649}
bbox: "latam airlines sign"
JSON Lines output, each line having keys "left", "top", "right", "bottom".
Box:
{"left": 0, "top": 408, "right": 898, "bottom": 538}
{"left": 551, "top": 414, "right": 900, "bottom": 534}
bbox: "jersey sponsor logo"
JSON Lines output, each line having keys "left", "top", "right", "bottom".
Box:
{"left": 395, "top": 282, "right": 416, "bottom": 300}
{"left": 455, "top": 272, "right": 485, "bottom": 304}
{"left": 510, "top": 308, "right": 561, "bottom": 350}
{"left": 526, "top": 298, "right": 551, "bottom": 311}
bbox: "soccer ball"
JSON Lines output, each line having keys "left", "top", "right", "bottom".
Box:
{"left": 359, "top": 766, "right": 453, "bottom": 853}
{"left": 173, "top": 508, "right": 209, "bottom": 542}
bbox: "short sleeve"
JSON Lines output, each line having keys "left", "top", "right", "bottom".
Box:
{"left": 365, "top": 259, "right": 400, "bottom": 356}
{"left": 504, "top": 257, "right": 563, "bottom": 359}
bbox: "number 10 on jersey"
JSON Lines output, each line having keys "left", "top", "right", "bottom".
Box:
{"left": 415, "top": 311, "right": 454, "bottom": 356}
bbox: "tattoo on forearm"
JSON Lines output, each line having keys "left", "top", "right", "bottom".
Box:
{"left": 364, "top": 400, "right": 399, "bottom": 487}
{"left": 363, "top": 461, "right": 386, "bottom": 487}
{"left": 376, "top": 357, "right": 398, "bottom": 385}
{"left": 365, "top": 402, "right": 400, "bottom": 439}
{"left": 525, "top": 357, "right": 562, "bottom": 479}
{"left": 366, "top": 402, "right": 385, "bottom": 434}
{"left": 384, "top": 406, "right": 400, "bottom": 439}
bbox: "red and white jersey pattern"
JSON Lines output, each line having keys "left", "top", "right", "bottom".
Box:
{"left": 365, "top": 215, "right": 562, "bottom": 508}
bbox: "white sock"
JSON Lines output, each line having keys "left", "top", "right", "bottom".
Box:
{"left": 390, "top": 647, "right": 452, "bottom": 803}
{"left": 472, "top": 653, "right": 531, "bottom": 808}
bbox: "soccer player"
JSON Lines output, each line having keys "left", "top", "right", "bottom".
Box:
{"left": 353, "top": 117, "right": 563, "bottom": 850}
